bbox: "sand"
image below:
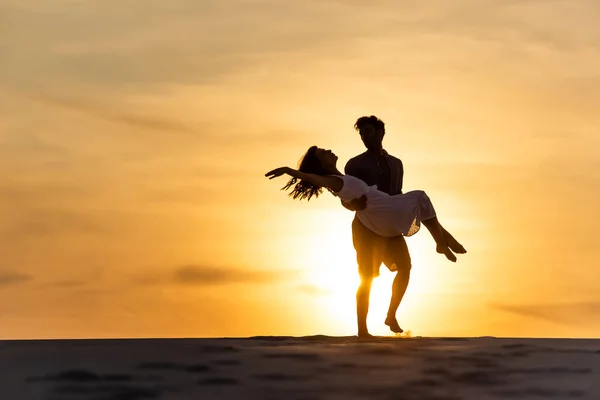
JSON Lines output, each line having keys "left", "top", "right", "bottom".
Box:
{"left": 1, "top": 336, "right": 599, "bottom": 399}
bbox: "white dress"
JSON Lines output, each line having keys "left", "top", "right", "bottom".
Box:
{"left": 331, "top": 174, "right": 436, "bottom": 237}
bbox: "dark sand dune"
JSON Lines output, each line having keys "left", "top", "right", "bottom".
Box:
{"left": 2, "top": 336, "right": 599, "bottom": 399}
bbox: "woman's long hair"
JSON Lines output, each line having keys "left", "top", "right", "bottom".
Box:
{"left": 282, "top": 146, "right": 328, "bottom": 201}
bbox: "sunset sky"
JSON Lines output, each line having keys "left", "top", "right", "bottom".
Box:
{"left": 2, "top": 0, "right": 600, "bottom": 339}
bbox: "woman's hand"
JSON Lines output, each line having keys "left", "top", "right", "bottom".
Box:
{"left": 265, "top": 167, "right": 290, "bottom": 179}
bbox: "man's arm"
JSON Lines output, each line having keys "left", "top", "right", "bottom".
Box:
{"left": 341, "top": 194, "right": 367, "bottom": 211}
{"left": 391, "top": 156, "right": 404, "bottom": 195}
{"left": 341, "top": 159, "right": 367, "bottom": 211}
{"left": 344, "top": 159, "right": 359, "bottom": 177}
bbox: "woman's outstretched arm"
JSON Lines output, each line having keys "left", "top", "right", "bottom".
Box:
{"left": 265, "top": 167, "right": 343, "bottom": 192}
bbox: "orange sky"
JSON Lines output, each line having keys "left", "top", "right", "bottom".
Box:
{"left": 1, "top": 0, "right": 600, "bottom": 339}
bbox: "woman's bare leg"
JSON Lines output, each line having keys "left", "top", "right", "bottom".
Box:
{"left": 440, "top": 225, "right": 467, "bottom": 254}
{"left": 422, "top": 217, "right": 457, "bottom": 262}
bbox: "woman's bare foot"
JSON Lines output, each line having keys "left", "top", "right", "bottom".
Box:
{"left": 437, "top": 245, "right": 457, "bottom": 262}
{"left": 384, "top": 316, "right": 404, "bottom": 334}
{"left": 442, "top": 230, "right": 467, "bottom": 254}
{"left": 447, "top": 239, "right": 466, "bottom": 254}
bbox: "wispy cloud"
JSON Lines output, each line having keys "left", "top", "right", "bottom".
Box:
{"left": 49, "top": 280, "right": 87, "bottom": 288}
{"left": 132, "top": 264, "right": 296, "bottom": 287}
{"left": 28, "top": 93, "right": 192, "bottom": 133}
{"left": 0, "top": 271, "right": 33, "bottom": 287}
{"left": 1, "top": 0, "right": 371, "bottom": 92}
{"left": 489, "top": 302, "right": 600, "bottom": 326}
{"left": 172, "top": 265, "right": 292, "bottom": 286}
{"left": 2, "top": 208, "right": 106, "bottom": 239}
{"left": 3, "top": 0, "right": 598, "bottom": 98}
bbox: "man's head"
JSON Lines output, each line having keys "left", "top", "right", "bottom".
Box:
{"left": 354, "top": 115, "right": 385, "bottom": 151}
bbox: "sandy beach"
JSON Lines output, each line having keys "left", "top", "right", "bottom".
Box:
{"left": 2, "top": 336, "right": 599, "bottom": 399}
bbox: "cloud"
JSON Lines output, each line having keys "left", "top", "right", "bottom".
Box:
{"left": 1, "top": 0, "right": 374, "bottom": 92}
{"left": 489, "top": 301, "right": 600, "bottom": 326}
{"left": 0, "top": 271, "right": 33, "bottom": 287}
{"left": 3, "top": 0, "right": 597, "bottom": 100}
{"left": 0, "top": 181, "right": 110, "bottom": 248}
{"left": 15, "top": 0, "right": 577, "bottom": 95}
{"left": 131, "top": 265, "right": 297, "bottom": 287}
{"left": 172, "top": 265, "right": 292, "bottom": 286}
{"left": 21, "top": 92, "right": 309, "bottom": 154}
{"left": 2, "top": 208, "right": 106, "bottom": 239}
{"left": 28, "top": 93, "right": 192, "bottom": 133}
{"left": 50, "top": 280, "right": 87, "bottom": 288}
{"left": 0, "top": 183, "right": 89, "bottom": 208}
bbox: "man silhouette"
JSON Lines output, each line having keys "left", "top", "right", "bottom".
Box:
{"left": 342, "top": 115, "right": 410, "bottom": 337}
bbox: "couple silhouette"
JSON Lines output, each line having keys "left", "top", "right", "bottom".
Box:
{"left": 266, "top": 115, "right": 466, "bottom": 338}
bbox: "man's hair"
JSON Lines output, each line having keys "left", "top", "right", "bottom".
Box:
{"left": 354, "top": 115, "right": 385, "bottom": 136}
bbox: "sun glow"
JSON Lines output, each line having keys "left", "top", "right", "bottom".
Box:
{"left": 289, "top": 206, "right": 455, "bottom": 336}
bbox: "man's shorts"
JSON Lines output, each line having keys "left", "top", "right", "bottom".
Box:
{"left": 352, "top": 216, "right": 412, "bottom": 279}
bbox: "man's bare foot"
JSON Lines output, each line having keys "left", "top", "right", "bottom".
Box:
{"left": 357, "top": 331, "right": 375, "bottom": 339}
{"left": 437, "top": 245, "right": 457, "bottom": 262}
{"left": 443, "top": 232, "right": 467, "bottom": 254}
{"left": 384, "top": 316, "right": 404, "bottom": 334}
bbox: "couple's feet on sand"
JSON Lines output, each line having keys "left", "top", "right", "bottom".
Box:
{"left": 357, "top": 316, "right": 404, "bottom": 338}
{"left": 437, "top": 231, "right": 467, "bottom": 263}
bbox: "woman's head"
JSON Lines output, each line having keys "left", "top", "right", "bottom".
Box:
{"left": 282, "top": 146, "right": 338, "bottom": 201}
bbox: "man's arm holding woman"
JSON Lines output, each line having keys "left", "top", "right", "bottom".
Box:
{"left": 342, "top": 159, "right": 367, "bottom": 211}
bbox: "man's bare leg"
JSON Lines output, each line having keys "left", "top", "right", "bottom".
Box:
{"left": 385, "top": 267, "right": 410, "bottom": 334}
{"left": 357, "top": 277, "right": 374, "bottom": 337}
